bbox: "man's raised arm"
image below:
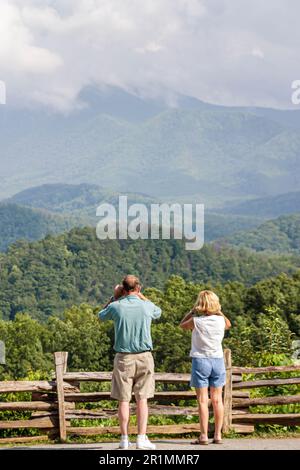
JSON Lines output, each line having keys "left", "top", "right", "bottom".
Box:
{"left": 99, "top": 285, "right": 123, "bottom": 321}
{"left": 98, "top": 303, "right": 114, "bottom": 321}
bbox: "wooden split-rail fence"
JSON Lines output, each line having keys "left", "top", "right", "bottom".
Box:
{"left": 0, "top": 350, "right": 300, "bottom": 444}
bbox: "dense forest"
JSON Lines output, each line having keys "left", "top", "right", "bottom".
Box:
{"left": 0, "top": 213, "right": 299, "bottom": 436}
{"left": 223, "top": 214, "right": 300, "bottom": 253}
{"left": 0, "top": 273, "right": 299, "bottom": 380}
{"left": 1, "top": 226, "right": 300, "bottom": 322}
{"left": 0, "top": 203, "right": 74, "bottom": 251}
{"left": 0, "top": 222, "right": 299, "bottom": 379}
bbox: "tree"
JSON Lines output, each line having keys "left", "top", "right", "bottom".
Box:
{"left": 44, "top": 304, "right": 112, "bottom": 371}
{"left": 0, "top": 313, "right": 52, "bottom": 379}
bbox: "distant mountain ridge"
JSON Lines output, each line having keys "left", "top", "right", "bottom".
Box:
{"left": 0, "top": 203, "right": 75, "bottom": 251}
{"left": 4, "top": 184, "right": 299, "bottom": 255}
{"left": 1, "top": 87, "right": 300, "bottom": 205}
{"left": 7, "top": 183, "right": 155, "bottom": 219}
{"left": 3, "top": 183, "right": 262, "bottom": 249}
{"left": 221, "top": 191, "right": 300, "bottom": 218}
{"left": 222, "top": 213, "right": 300, "bottom": 253}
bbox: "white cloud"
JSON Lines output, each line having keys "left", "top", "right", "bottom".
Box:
{"left": 0, "top": 0, "right": 299, "bottom": 111}
{"left": 136, "top": 42, "right": 165, "bottom": 54}
{"left": 251, "top": 48, "right": 264, "bottom": 59}
{"left": 0, "top": 3, "right": 62, "bottom": 73}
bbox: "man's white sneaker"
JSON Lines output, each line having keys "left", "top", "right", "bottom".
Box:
{"left": 136, "top": 435, "right": 156, "bottom": 450}
{"left": 118, "top": 438, "right": 132, "bottom": 449}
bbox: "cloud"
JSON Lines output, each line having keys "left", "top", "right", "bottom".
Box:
{"left": 135, "top": 42, "right": 165, "bottom": 54}
{"left": 251, "top": 48, "right": 264, "bottom": 59}
{"left": 0, "top": 3, "right": 62, "bottom": 73}
{"left": 0, "top": 0, "right": 299, "bottom": 111}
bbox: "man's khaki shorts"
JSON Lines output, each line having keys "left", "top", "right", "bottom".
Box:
{"left": 111, "top": 351, "right": 155, "bottom": 402}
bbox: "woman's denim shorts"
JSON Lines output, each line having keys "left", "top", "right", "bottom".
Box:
{"left": 190, "top": 357, "right": 226, "bottom": 388}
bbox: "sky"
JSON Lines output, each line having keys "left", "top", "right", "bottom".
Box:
{"left": 0, "top": 0, "right": 299, "bottom": 112}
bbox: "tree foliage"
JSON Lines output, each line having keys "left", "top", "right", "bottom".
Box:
{"left": 0, "top": 274, "right": 298, "bottom": 378}
{"left": 0, "top": 227, "right": 299, "bottom": 322}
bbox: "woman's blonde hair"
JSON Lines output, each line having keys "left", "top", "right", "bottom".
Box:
{"left": 193, "top": 290, "right": 222, "bottom": 315}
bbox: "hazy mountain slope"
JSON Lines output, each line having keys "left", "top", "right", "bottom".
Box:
{"left": 7, "top": 183, "right": 155, "bottom": 219}
{"left": 204, "top": 213, "right": 262, "bottom": 241}
{"left": 7, "top": 183, "right": 263, "bottom": 243}
{"left": 243, "top": 107, "right": 300, "bottom": 130}
{"left": 0, "top": 203, "right": 75, "bottom": 251}
{"left": 221, "top": 191, "right": 300, "bottom": 218}
{"left": 1, "top": 88, "right": 300, "bottom": 204}
{"left": 80, "top": 87, "right": 300, "bottom": 128}
{"left": 223, "top": 214, "right": 300, "bottom": 253}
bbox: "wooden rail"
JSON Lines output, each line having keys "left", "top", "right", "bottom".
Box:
{"left": 0, "top": 350, "right": 299, "bottom": 444}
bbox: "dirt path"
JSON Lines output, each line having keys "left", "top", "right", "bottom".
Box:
{"left": 2, "top": 438, "right": 300, "bottom": 450}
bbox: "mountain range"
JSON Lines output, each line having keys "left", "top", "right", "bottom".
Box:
{"left": 1, "top": 182, "right": 299, "bottom": 253}
{"left": 1, "top": 87, "right": 300, "bottom": 206}
{"left": 220, "top": 191, "right": 300, "bottom": 218}
{"left": 1, "top": 183, "right": 262, "bottom": 251}
{"left": 221, "top": 214, "right": 300, "bottom": 254}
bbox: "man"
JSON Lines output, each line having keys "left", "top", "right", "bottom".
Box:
{"left": 99, "top": 274, "right": 161, "bottom": 450}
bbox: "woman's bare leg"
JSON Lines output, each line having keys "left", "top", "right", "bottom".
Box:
{"left": 210, "top": 387, "right": 224, "bottom": 440}
{"left": 196, "top": 387, "right": 209, "bottom": 441}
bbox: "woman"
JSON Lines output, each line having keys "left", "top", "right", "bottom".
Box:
{"left": 180, "top": 290, "right": 231, "bottom": 445}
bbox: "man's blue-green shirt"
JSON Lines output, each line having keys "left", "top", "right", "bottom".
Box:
{"left": 99, "top": 295, "right": 161, "bottom": 353}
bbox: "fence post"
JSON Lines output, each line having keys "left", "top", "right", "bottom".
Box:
{"left": 223, "top": 348, "right": 232, "bottom": 433}
{"left": 54, "top": 352, "right": 68, "bottom": 442}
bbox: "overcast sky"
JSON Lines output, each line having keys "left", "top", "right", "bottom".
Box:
{"left": 0, "top": 0, "right": 299, "bottom": 111}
